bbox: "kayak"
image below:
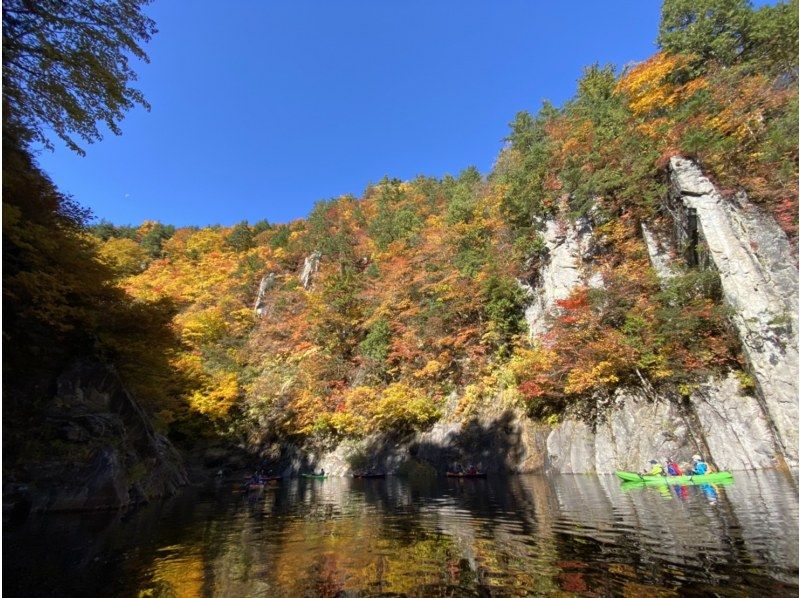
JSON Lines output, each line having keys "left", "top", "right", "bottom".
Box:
{"left": 615, "top": 470, "right": 733, "bottom": 485}
{"left": 301, "top": 473, "right": 328, "bottom": 479}
{"left": 446, "top": 472, "right": 487, "bottom": 478}
{"left": 353, "top": 473, "right": 386, "bottom": 478}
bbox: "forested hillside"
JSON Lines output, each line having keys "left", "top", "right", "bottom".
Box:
{"left": 85, "top": 0, "right": 797, "bottom": 455}
{"left": 4, "top": 0, "right": 797, "bottom": 477}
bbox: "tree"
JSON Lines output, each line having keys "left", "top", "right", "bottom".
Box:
{"left": 139, "top": 221, "right": 175, "bottom": 258}
{"left": 225, "top": 221, "right": 255, "bottom": 252}
{"left": 97, "top": 236, "right": 148, "bottom": 276}
{"left": 658, "top": 0, "right": 752, "bottom": 66}
{"left": 748, "top": 0, "right": 799, "bottom": 75}
{"left": 2, "top": 0, "right": 157, "bottom": 154}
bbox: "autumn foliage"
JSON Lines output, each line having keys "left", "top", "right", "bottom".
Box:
{"left": 80, "top": 0, "right": 794, "bottom": 443}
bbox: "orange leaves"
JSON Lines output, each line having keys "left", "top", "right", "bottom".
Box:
{"left": 616, "top": 52, "right": 708, "bottom": 121}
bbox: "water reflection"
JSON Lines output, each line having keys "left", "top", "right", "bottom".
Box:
{"left": 4, "top": 471, "right": 798, "bottom": 596}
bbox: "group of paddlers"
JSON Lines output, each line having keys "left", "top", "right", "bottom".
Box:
{"left": 643, "top": 454, "right": 712, "bottom": 476}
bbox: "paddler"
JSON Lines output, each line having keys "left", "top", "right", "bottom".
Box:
{"left": 666, "top": 457, "right": 682, "bottom": 476}
{"left": 643, "top": 459, "right": 664, "bottom": 476}
{"left": 690, "top": 455, "right": 708, "bottom": 475}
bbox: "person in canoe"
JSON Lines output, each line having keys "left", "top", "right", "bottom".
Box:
{"left": 643, "top": 459, "right": 664, "bottom": 476}
{"left": 690, "top": 454, "right": 708, "bottom": 475}
{"left": 666, "top": 457, "right": 682, "bottom": 476}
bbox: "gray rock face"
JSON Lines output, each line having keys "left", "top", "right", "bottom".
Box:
{"left": 523, "top": 217, "right": 596, "bottom": 338}
{"left": 18, "top": 361, "right": 187, "bottom": 512}
{"left": 641, "top": 223, "right": 676, "bottom": 285}
{"left": 543, "top": 373, "right": 786, "bottom": 474}
{"left": 290, "top": 373, "right": 788, "bottom": 477}
{"left": 299, "top": 250, "right": 322, "bottom": 289}
{"left": 691, "top": 375, "right": 781, "bottom": 471}
{"left": 253, "top": 272, "right": 276, "bottom": 316}
{"left": 669, "top": 157, "right": 798, "bottom": 466}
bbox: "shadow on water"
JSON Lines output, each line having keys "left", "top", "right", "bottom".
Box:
{"left": 3, "top": 467, "right": 798, "bottom": 596}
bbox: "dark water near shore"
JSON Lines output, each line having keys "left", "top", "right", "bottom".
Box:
{"left": 4, "top": 470, "right": 798, "bottom": 596}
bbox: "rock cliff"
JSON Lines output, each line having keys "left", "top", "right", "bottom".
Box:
{"left": 4, "top": 361, "right": 187, "bottom": 514}
{"left": 290, "top": 157, "right": 797, "bottom": 478}
{"left": 668, "top": 157, "right": 798, "bottom": 467}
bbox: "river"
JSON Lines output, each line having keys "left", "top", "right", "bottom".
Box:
{"left": 4, "top": 470, "right": 798, "bottom": 596}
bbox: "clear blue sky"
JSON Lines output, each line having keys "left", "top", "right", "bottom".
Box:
{"left": 36, "top": 1, "right": 665, "bottom": 227}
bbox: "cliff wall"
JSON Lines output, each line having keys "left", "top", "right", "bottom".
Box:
{"left": 291, "top": 157, "right": 797, "bottom": 477}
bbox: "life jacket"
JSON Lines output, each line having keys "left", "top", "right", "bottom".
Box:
{"left": 693, "top": 461, "right": 708, "bottom": 475}
{"left": 667, "top": 461, "right": 682, "bottom": 476}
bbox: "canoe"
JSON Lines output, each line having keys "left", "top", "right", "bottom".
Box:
{"left": 615, "top": 471, "right": 733, "bottom": 485}
{"left": 446, "top": 472, "right": 487, "bottom": 478}
{"left": 353, "top": 473, "right": 386, "bottom": 478}
{"left": 301, "top": 473, "right": 328, "bottom": 479}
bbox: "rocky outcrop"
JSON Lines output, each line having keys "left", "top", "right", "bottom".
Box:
{"left": 669, "top": 157, "right": 798, "bottom": 466}
{"left": 521, "top": 217, "right": 598, "bottom": 338}
{"left": 285, "top": 371, "right": 788, "bottom": 478}
{"left": 641, "top": 223, "right": 676, "bottom": 285}
{"left": 547, "top": 373, "right": 783, "bottom": 474}
{"left": 253, "top": 272, "right": 276, "bottom": 317}
{"left": 300, "top": 250, "right": 321, "bottom": 289}
{"left": 6, "top": 361, "right": 187, "bottom": 513}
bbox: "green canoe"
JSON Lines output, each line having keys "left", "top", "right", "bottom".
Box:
{"left": 615, "top": 470, "right": 733, "bottom": 485}
{"left": 301, "top": 473, "right": 328, "bottom": 479}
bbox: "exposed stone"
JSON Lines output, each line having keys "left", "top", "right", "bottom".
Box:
{"left": 19, "top": 361, "right": 187, "bottom": 513}
{"left": 300, "top": 250, "right": 322, "bottom": 289}
{"left": 641, "top": 223, "right": 676, "bottom": 285}
{"left": 669, "top": 156, "right": 798, "bottom": 466}
{"left": 524, "top": 217, "right": 596, "bottom": 338}
{"left": 690, "top": 374, "right": 781, "bottom": 471}
{"left": 546, "top": 419, "right": 596, "bottom": 473}
{"left": 542, "top": 374, "right": 789, "bottom": 475}
{"left": 253, "top": 272, "right": 276, "bottom": 316}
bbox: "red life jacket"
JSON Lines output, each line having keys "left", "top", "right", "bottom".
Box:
{"left": 667, "top": 461, "right": 682, "bottom": 476}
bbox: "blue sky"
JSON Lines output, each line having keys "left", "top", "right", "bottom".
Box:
{"left": 36, "top": 1, "right": 665, "bottom": 227}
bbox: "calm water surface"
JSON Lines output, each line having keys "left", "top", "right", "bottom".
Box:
{"left": 4, "top": 470, "right": 798, "bottom": 596}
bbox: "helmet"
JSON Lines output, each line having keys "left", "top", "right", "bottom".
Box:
{"left": 649, "top": 459, "right": 658, "bottom": 464}
{"left": 692, "top": 454, "right": 702, "bottom": 461}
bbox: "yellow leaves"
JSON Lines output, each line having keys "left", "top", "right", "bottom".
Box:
{"left": 344, "top": 386, "right": 379, "bottom": 411}
{"left": 705, "top": 73, "right": 778, "bottom": 143}
{"left": 508, "top": 346, "right": 557, "bottom": 381}
{"left": 313, "top": 411, "right": 367, "bottom": 438}
{"left": 290, "top": 389, "right": 327, "bottom": 435}
{"left": 189, "top": 371, "right": 239, "bottom": 419}
{"left": 414, "top": 358, "right": 445, "bottom": 380}
{"left": 228, "top": 307, "right": 256, "bottom": 336}
{"left": 372, "top": 383, "right": 440, "bottom": 432}
{"left": 616, "top": 52, "right": 708, "bottom": 121}
{"left": 455, "top": 383, "right": 485, "bottom": 420}
{"left": 177, "top": 308, "right": 227, "bottom": 346}
{"left": 564, "top": 361, "right": 619, "bottom": 395}
{"left": 184, "top": 228, "right": 226, "bottom": 256}
{"left": 97, "top": 237, "right": 148, "bottom": 277}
